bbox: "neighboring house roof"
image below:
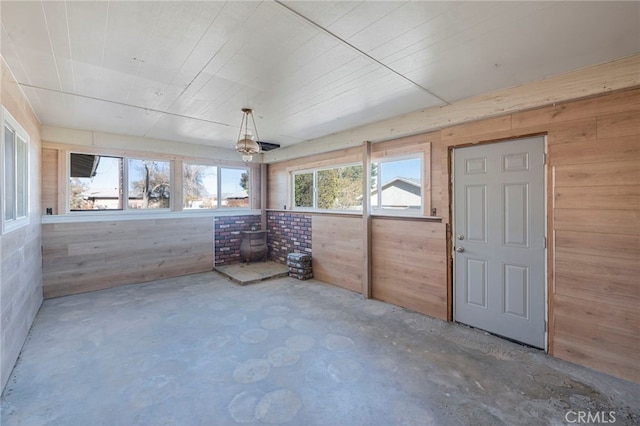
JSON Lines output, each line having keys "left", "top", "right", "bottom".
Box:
{"left": 370, "top": 177, "right": 420, "bottom": 196}
{"left": 356, "top": 177, "right": 421, "bottom": 207}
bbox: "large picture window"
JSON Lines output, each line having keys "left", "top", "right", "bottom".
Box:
{"left": 183, "top": 163, "right": 250, "bottom": 209}
{"left": 2, "top": 109, "right": 29, "bottom": 232}
{"left": 69, "top": 153, "right": 171, "bottom": 212}
{"left": 293, "top": 164, "right": 363, "bottom": 211}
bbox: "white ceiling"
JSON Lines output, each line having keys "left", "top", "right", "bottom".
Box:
{"left": 1, "top": 1, "right": 638, "bottom": 151}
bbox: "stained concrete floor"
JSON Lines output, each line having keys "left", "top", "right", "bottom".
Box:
{"left": 1, "top": 272, "right": 638, "bottom": 426}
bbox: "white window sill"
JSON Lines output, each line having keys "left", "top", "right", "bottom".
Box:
{"left": 42, "top": 209, "right": 262, "bottom": 224}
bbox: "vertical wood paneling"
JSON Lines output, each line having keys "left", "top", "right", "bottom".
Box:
{"left": 42, "top": 217, "right": 214, "bottom": 298}
{"left": 312, "top": 215, "right": 363, "bottom": 293}
{"left": 41, "top": 148, "right": 58, "bottom": 214}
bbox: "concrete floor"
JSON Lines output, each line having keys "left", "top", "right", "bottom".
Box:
{"left": 1, "top": 272, "right": 638, "bottom": 426}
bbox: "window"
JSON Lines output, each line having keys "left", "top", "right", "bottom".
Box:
{"left": 221, "top": 167, "right": 249, "bottom": 208}
{"left": 293, "top": 164, "right": 363, "bottom": 211}
{"left": 293, "top": 172, "right": 313, "bottom": 208}
{"left": 183, "top": 164, "right": 218, "bottom": 209}
{"left": 70, "top": 154, "right": 123, "bottom": 211}
{"left": 2, "top": 109, "right": 29, "bottom": 231}
{"left": 371, "top": 155, "right": 422, "bottom": 213}
{"left": 128, "top": 159, "right": 171, "bottom": 209}
{"left": 183, "top": 164, "right": 250, "bottom": 209}
{"left": 68, "top": 153, "right": 171, "bottom": 212}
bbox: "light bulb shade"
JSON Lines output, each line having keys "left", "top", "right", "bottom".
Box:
{"left": 242, "top": 154, "right": 253, "bottom": 162}
{"left": 236, "top": 137, "right": 260, "bottom": 155}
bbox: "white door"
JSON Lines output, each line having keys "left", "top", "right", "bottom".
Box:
{"left": 453, "top": 136, "right": 546, "bottom": 348}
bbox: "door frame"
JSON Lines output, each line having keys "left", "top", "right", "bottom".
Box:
{"left": 447, "top": 134, "right": 551, "bottom": 352}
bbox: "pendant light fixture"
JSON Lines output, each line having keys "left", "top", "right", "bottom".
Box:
{"left": 235, "top": 107, "right": 260, "bottom": 162}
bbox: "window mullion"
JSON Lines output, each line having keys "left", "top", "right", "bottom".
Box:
{"left": 313, "top": 171, "right": 317, "bottom": 210}
{"left": 217, "top": 167, "right": 222, "bottom": 208}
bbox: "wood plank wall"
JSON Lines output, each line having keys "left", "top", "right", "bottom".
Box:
{"left": 1, "top": 57, "right": 43, "bottom": 392}
{"left": 41, "top": 148, "right": 58, "bottom": 215}
{"left": 372, "top": 218, "right": 447, "bottom": 320}
{"left": 268, "top": 88, "right": 639, "bottom": 382}
{"left": 42, "top": 217, "right": 214, "bottom": 298}
{"left": 435, "top": 88, "right": 640, "bottom": 382}
{"left": 312, "top": 215, "right": 363, "bottom": 293}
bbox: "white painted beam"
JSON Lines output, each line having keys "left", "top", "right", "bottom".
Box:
{"left": 41, "top": 125, "right": 252, "bottom": 162}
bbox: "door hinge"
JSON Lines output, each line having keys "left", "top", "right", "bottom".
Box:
{"left": 543, "top": 237, "right": 547, "bottom": 248}
{"left": 545, "top": 320, "right": 548, "bottom": 332}
{"left": 543, "top": 153, "right": 547, "bottom": 165}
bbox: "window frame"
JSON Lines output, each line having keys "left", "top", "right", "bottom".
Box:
{"left": 291, "top": 162, "right": 364, "bottom": 212}
{"left": 182, "top": 162, "right": 251, "bottom": 210}
{"left": 67, "top": 152, "right": 174, "bottom": 214}
{"left": 218, "top": 165, "right": 251, "bottom": 210}
{"left": 1, "top": 107, "right": 30, "bottom": 234}
{"left": 68, "top": 153, "right": 124, "bottom": 212}
{"left": 370, "top": 152, "right": 424, "bottom": 216}
{"left": 126, "top": 157, "right": 173, "bottom": 211}
{"left": 63, "top": 151, "right": 253, "bottom": 215}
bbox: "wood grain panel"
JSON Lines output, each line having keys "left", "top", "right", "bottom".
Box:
{"left": 312, "top": 215, "right": 363, "bottom": 293}
{"left": 553, "top": 294, "right": 640, "bottom": 382}
{"left": 42, "top": 217, "right": 214, "bottom": 298}
{"left": 554, "top": 208, "right": 639, "bottom": 236}
{"left": 549, "top": 135, "right": 639, "bottom": 167}
{"left": 597, "top": 110, "right": 640, "bottom": 139}
{"left": 371, "top": 219, "right": 447, "bottom": 320}
{"left": 555, "top": 230, "right": 639, "bottom": 261}
{"left": 555, "top": 253, "right": 638, "bottom": 311}
{"left": 554, "top": 185, "right": 640, "bottom": 210}
{"left": 554, "top": 161, "right": 639, "bottom": 187}
{"left": 442, "top": 115, "right": 512, "bottom": 142}
{"left": 512, "top": 88, "right": 640, "bottom": 129}
{"left": 546, "top": 117, "right": 597, "bottom": 145}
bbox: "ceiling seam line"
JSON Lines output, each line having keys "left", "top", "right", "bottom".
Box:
{"left": 272, "top": 0, "right": 451, "bottom": 106}
{"left": 19, "top": 83, "right": 231, "bottom": 127}
{"left": 62, "top": 1, "right": 77, "bottom": 93}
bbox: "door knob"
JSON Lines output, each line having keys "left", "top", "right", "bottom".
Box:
{"left": 456, "top": 247, "right": 465, "bottom": 253}
{"left": 457, "top": 234, "right": 465, "bottom": 240}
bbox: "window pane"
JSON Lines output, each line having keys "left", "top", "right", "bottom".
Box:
{"left": 70, "top": 154, "right": 123, "bottom": 211}
{"left": 294, "top": 173, "right": 313, "bottom": 208}
{"left": 128, "top": 159, "right": 171, "bottom": 209}
{"left": 335, "top": 165, "right": 363, "bottom": 210}
{"left": 183, "top": 164, "right": 218, "bottom": 209}
{"left": 375, "top": 158, "right": 422, "bottom": 210}
{"left": 220, "top": 168, "right": 249, "bottom": 208}
{"left": 4, "top": 126, "right": 15, "bottom": 220}
{"left": 16, "top": 136, "right": 27, "bottom": 218}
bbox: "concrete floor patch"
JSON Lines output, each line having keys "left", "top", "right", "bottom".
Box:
{"left": 285, "top": 335, "right": 315, "bottom": 352}
{"left": 267, "top": 347, "right": 300, "bottom": 368}
{"left": 260, "top": 317, "right": 288, "bottom": 330}
{"left": 233, "top": 359, "right": 271, "bottom": 383}
{"left": 255, "top": 389, "right": 302, "bottom": 424}
{"left": 240, "top": 328, "right": 269, "bottom": 344}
